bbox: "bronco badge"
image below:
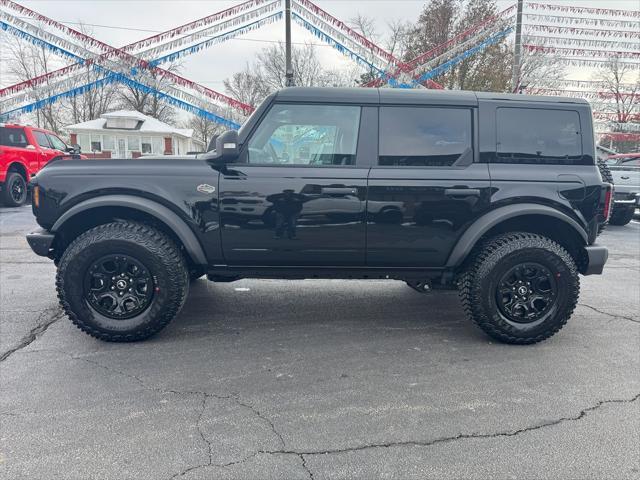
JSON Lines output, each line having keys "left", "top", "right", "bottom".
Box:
{"left": 196, "top": 184, "right": 216, "bottom": 194}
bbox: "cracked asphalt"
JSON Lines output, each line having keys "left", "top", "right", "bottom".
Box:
{"left": 1, "top": 205, "right": 639, "bottom": 479}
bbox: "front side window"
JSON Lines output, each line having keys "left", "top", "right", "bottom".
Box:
{"left": 496, "top": 108, "right": 583, "bottom": 164}
{"left": 47, "top": 134, "right": 67, "bottom": 151}
{"left": 379, "top": 107, "right": 472, "bottom": 167}
{"left": 33, "top": 131, "right": 51, "bottom": 148}
{"left": 247, "top": 104, "right": 361, "bottom": 166}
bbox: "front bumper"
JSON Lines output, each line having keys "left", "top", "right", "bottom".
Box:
{"left": 26, "top": 229, "right": 55, "bottom": 257}
{"left": 583, "top": 245, "right": 608, "bottom": 275}
{"left": 613, "top": 190, "right": 640, "bottom": 207}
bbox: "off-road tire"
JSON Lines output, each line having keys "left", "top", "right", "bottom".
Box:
{"left": 597, "top": 159, "right": 614, "bottom": 185}
{"left": 459, "top": 232, "right": 579, "bottom": 345}
{"left": 609, "top": 207, "right": 635, "bottom": 226}
{"left": 2, "top": 171, "right": 28, "bottom": 207}
{"left": 56, "top": 221, "right": 189, "bottom": 342}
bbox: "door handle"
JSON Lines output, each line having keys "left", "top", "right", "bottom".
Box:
{"left": 322, "top": 187, "right": 357, "bottom": 195}
{"left": 444, "top": 188, "right": 481, "bottom": 197}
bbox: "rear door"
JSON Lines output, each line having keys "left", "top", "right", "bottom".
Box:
{"left": 366, "top": 105, "right": 491, "bottom": 267}
{"left": 219, "top": 102, "right": 372, "bottom": 266}
{"left": 1, "top": 127, "right": 38, "bottom": 174}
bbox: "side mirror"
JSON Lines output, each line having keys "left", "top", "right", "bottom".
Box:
{"left": 208, "top": 130, "right": 239, "bottom": 165}
{"left": 66, "top": 144, "right": 81, "bottom": 154}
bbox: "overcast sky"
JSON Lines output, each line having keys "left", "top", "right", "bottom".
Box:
{"left": 1, "top": 0, "right": 639, "bottom": 92}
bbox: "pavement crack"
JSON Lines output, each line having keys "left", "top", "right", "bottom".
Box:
{"left": 0, "top": 307, "right": 64, "bottom": 363}
{"left": 260, "top": 394, "right": 640, "bottom": 457}
{"left": 298, "top": 453, "right": 314, "bottom": 480}
{"left": 234, "top": 396, "right": 286, "bottom": 449}
{"left": 579, "top": 303, "right": 639, "bottom": 324}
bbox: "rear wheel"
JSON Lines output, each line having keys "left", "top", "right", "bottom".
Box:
{"left": 57, "top": 221, "right": 189, "bottom": 342}
{"left": 608, "top": 207, "right": 635, "bottom": 226}
{"left": 2, "top": 172, "right": 28, "bottom": 207}
{"left": 459, "top": 232, "right": 579, "bottom": 345}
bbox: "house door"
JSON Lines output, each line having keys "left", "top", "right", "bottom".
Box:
{"left": 117, "top": 138, "right": 126, "bottom": 158}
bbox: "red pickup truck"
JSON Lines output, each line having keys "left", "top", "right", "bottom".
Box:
{"left": 0, "top": 124, "right": 85, "bottom": 207}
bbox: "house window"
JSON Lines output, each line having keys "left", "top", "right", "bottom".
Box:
{"left": 103, "top": 135, "right": 115, "bottom": 151}
{"left": 141, "top": 137, "right": 152, "bottom": 154}
{"left": 152, "top": 137, "right": 164, "bottom": 154}
{"left": 127, "top": 136, "right": 140, "bottom": 152}
{"left": 78, "top": 134, "right": 90, "bottom": 153}
{"left": 90, "top": 135, "right": 102, "bottom": 152}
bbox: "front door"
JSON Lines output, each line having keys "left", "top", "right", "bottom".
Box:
{"left": 366, "top": 105, "right": 491, "bottom": 267}
{"left": 117, "top": 138, "right": 127, "bottom": 158}
{"left": 220, "top": 103, "right": 368, "bottom": 266}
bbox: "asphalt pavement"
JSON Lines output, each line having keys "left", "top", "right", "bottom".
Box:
{"left": 1, "top": 205, "right": 638, "bottom": 479}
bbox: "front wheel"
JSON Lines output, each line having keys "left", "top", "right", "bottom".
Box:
{"left": 56, "top": 221, "right": 189, "bottom": 342}
{"left": 459, "top": 232, "right": 579, "bottom": 345}
{"left": 2, "top": 172, "right": 28, "bottom": 207}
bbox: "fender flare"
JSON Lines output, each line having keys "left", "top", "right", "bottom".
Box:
{"left": 6, "top": 160, "right": 29, "bottom": 178}
{"left": 445, "top": 203, "right": 588, "bottom": 268}
{"left": 51, "top": 195, "right": 208, "bottom": 265}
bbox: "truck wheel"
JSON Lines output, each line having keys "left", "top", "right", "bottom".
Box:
{"left": 608, "top": 207, "right": 635, "bottom": 226}
{"left": 56, "top": 221, "right": 189, "bottom": 342}
{"left": 2, "top": 172, "right": 28, "bottom": 207}
{"left": 459, "top": 232, "right": 579, "bottom": 345}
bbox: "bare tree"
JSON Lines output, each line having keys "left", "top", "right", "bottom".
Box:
{"left": 182, "top": 114, "right": 224, "bottom": 151}
{"left": 223, "top": 63, "right": 271, "bottom": 108}
{"left": 1, "top": 30, "right": 65, "bottom": 132}
{"left": 593, "top": 57, "right": 640, "bottom": 124}
{"left": 515, "top": 38, "right": 567, "bottom": 91}
{"left": 117, "top": 62, "right": 181, "bottom": 124}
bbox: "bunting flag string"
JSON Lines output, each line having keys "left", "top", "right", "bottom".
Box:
{"left": 0, "top": 1, "right": 253, "bottom": 113}
{"left": 365, "top": 4, "right": 515, "bottom": 88}
{"left": 524, "top": 23, "right": 640, "bottom": 39}
{"left": 122, "top": 0, "right": 272, "bottom": 53}
{"left": 410, "top": 27, "right": 514, "bottom": 86}
{"left": 525, "top": 88, "right": 639, "bottom": 100}
{"left": 292, "top": 1, "right": 392, "bottom": 70}
{"left": 409, "top": 20, "right": 514, "bottom": 80}
{"left": 525, "top": 2, "right": 640, "bottom": 18}
{"left": 291, "top": 13, "right": 385, "bottom": 76}
{"left": 523, "top": 44, "right": 640, "bottom": 60}
{"left": 523, "top": 13, "right": 640, "bottom": 29}
{"left": 593, "top": 112, "right": 640, "bottom": 122}
{"left": 556, "top": 79, "right": 638, "bottom": 90}
{"left": 5, "top": 10, "right": 283, "bottom": 109}
{"left": 0, "top": 22, "right": 235, "bottom": 121}
{"left": 596, "top": 132, "right": 640, "bottom": 142}
{"left": 524, "top": 35, "right": 640, "bottom": 51}
{"left": 0, "top": 72, "right": 241, "bottom": 129}
{"left": 140, "top": 1, "right": 282, "bottom": 61}
{"left": 294, "top": 0, "right": 400, "bottom": 68}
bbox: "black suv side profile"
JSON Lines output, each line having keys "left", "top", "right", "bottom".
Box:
{"left": 27, "top": 88, "right": 612, "bottom": 345}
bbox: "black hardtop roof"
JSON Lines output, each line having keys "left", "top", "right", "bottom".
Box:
{"left": 274, "top": 87, "right": 589, "bottom": 106}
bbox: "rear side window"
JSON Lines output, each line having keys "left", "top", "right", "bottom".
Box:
{"left": 0, "top": 127, "right": 28, "bottom": 148}
{"left": 379, "top": 107, "right": 472, "bottom": 167}
{"left": 496, "top": 108, "right": 584, "bottom": 164}
{"left": 33, "top": 131, "right": 51, "bottom": 148}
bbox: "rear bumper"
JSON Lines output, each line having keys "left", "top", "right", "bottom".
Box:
{"left": 583, "top": 244, "right": 608, "bottom": 275}
{"left": 26, "top": 229, "right": 55, "bottom": 257}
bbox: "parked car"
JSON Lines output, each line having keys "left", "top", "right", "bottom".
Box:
{"left": 0, "top": 123, "right": 84, "bottom": 207}
{"left": 605, "top": 153, "right": 640, "bottom": 226}
{"left": 26, "top": 88, "right": 612, "bottom": 345}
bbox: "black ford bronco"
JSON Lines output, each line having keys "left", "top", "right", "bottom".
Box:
{"left": 27, "top": 88, "right": 612, "bottom": 344}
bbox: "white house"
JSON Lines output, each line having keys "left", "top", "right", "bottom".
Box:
{"left": 65, "top": 110, "right": 205, "bottom": 159}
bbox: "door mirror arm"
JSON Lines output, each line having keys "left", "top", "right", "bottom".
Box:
{"left": 204, "top": 130, "right": 240, "bottom": 166}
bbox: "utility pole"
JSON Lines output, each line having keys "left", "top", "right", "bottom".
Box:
{"left": 285, "top": 0, "right": 295, "bottom": 87}
{"left": 511, "top": 0, "right": 524, "bottom": 93}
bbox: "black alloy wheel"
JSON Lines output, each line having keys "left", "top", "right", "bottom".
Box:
{"left": 84, "top": 254, "right": 154, "bottom": 319}
{"left": 496, "top": 262, "right": 556, "bottom": 324}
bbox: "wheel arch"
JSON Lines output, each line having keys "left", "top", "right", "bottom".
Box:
{"left": 6, "top": 161, "right": 29, "bottom": 179}
{"left": 51, "top": 195, "right": 207, "bottom": 266}
{"left": 447, "top": 204, "right": 588, "bottom": 270}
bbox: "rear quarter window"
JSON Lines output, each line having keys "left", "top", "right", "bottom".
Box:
{"left": 495, "top": 107, "right": 587, "bottom": 165}
{"left": 0, "top": 127, "right": 29, "bottom": 148}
